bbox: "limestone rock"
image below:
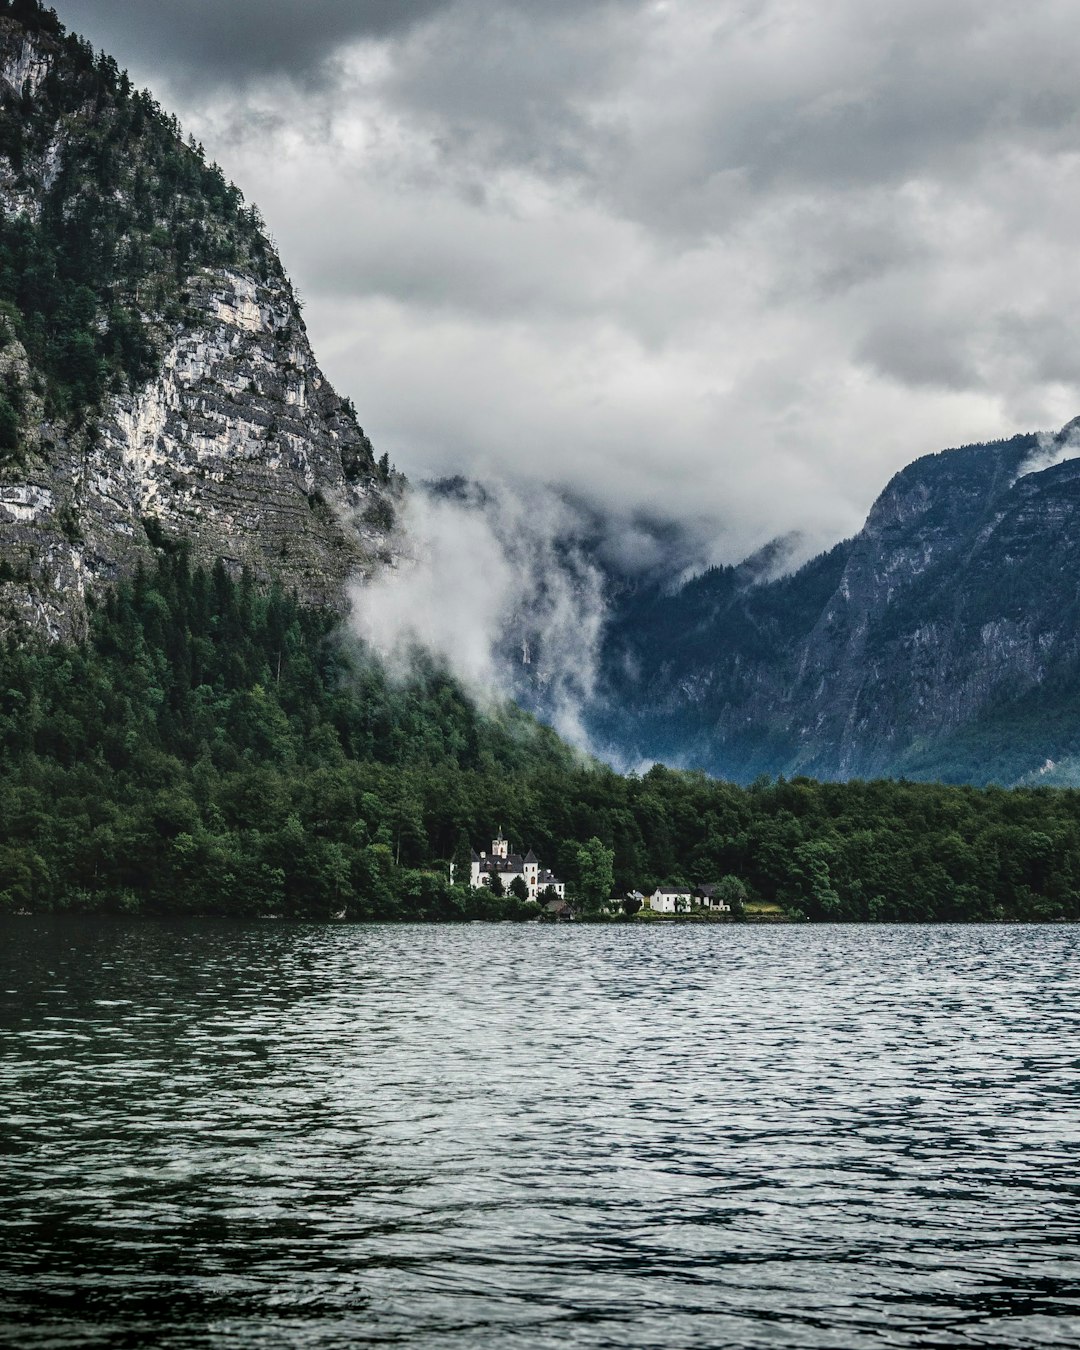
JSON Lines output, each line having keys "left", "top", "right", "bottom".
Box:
{"left": 0, "top": 10, "right": 398, "bottom": 640}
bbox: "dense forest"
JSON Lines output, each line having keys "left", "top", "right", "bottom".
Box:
{"left": 1, "top": 537, "right": 1078, "bottom": 922}
{"left": 0, "top": 0, "right": 1072, "bottom": 922}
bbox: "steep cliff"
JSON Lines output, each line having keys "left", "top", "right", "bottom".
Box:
{"left": 0, "top": 2, "right": 395, "bottom": 639}
{"left": 593, "top": 424, "right": 1080, "bottom": 785}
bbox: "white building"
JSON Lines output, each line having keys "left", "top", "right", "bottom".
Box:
{"left": 649, "top": 888, "right": 693, "bottom": 914}
{"left": 452, "top": 832, "right": 566, "bottom": 900}
{"left": 696, "top": 884, "right": 732, "bottom": 913}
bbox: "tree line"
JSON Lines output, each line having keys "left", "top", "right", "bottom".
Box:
{"left": 0, "top": 542, "right": 1078, "bottom": 923}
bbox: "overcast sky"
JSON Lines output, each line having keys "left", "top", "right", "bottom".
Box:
{"left": 53, "top": 0, "right": 1080, "bottom": 563}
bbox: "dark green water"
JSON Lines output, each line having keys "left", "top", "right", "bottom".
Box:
{"left": 1, "top": 921, "right": 1078, "bottom": 1348}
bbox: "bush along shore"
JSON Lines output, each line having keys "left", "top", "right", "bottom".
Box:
{"left": 2, "top": 547, "right": 1080, "bottom": 922}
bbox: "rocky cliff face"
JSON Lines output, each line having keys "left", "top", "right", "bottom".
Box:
{"left": 0, "top": 262, "right": 395, "bottom": 640}
{"left": 780, "top": 436, "right": 1038, "bottom": 777}
{"left": 0, "top": 8, "right": 396, "bottom": 639}
{"left": 593, "top": 424, "right": 1080, "bottom": 785}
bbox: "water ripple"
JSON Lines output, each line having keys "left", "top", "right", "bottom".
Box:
{"left": 1, "top": 920, "right": 1079, "bottom": 1348}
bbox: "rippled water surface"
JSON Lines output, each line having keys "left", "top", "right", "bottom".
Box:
{"left": 2, "top": 921, "right": 1079, "bottom": 1348}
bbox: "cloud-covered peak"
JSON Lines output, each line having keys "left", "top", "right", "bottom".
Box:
{"left": 54, "top": 0, "right": 1080, "bottom": 562}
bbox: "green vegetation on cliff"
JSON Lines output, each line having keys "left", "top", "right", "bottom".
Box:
{"left": 1, "top": 546, "right": 1080, "bottom": 921}
{"left": 0, "top": 0, "right": 278, "bottom": 425}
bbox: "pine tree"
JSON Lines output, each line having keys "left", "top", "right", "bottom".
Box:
{"left": 450, "top": 828, "right": 473, "bottom": 889}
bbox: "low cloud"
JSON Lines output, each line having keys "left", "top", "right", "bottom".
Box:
{"left": 348, "top": 483, "right": 607, "bottom": 750}
{"left": 1017, "top": 419, "right": 1080, "bottom": 480}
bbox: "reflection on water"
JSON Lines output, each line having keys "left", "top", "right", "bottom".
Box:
{"left": 1, "top": 921, "right": 1079, "bottom": 1348}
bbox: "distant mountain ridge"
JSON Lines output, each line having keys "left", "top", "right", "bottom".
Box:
{"left": 0, "top": 1, "right": 396, "bottom": 639}
{"left": 590, "top": 424, "right": 1080, "bottom": 786}
{"left": 0, "top": 3, "right": 1072, "bottom": 792}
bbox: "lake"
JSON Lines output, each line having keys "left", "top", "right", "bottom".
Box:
{"left": 1, "top": 921, "right": 1078, "bottom": 1348}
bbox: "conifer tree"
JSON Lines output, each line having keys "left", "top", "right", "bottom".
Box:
{"left": 450, "top": 828, "right": 473, "bottom": 889}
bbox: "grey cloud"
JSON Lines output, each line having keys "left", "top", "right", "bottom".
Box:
{"left": 380, "top": 0, "right": 641, "bottom": 178}
{"left": 41, "top": 0, "right": 1080, "bottom": 565}
{"left": 565, "top": 5, "right": 1072, "bottom": 226}
{"left": 52, "top": 0, "right": 452, "bottom": 86}
{"left": 856, "top": 318, "right": 983, "bottom": 393}
{"left": 55, "top": 0, "right": 637, "bottom": 95}
{"left": 595, "top": 2, "right": 1080, "bottom": 240}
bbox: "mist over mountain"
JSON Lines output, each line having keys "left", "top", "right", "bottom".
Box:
{"left": 340, "top": 429, "right": 1080, "bottom": 790}
{"left": 588, "top": 422, "right": 1080, "bottom": 786}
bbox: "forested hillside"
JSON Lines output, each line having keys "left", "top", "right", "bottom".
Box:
{"left": 0, "top": 0, "right": 274, "bottom": 422}
{"left": 2, "top": 540, "right": 1079, "bottom": 922}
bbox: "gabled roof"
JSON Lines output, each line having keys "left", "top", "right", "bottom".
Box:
{"left": 470, "top": 840, "right": 558, "bottom": 881}
{"left": 479, "top": 855, "right": 525, "bottom": 874}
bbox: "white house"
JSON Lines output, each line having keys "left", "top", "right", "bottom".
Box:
{"left": 649, "top": 888, "right": 693, "bottom": 914}
{"left": 451, "top": 832, "right": 566, "bottom": 900}
{"left": 696, "top": 884, "right": 732, "bottom": 913}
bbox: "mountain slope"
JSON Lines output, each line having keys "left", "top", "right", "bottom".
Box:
{"left": 6, "top": 540, "right": 1080, "bottom": 924}
{"left": 593, "top": 425, "right": 1080, "bottom": 785}
{"left": 0, "top": 1, "right": 395, "bottom": 639}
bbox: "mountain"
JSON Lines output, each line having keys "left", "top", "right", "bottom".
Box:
{"left": 0, "top": 1, "right": 396, "bottom": 640}
{"left": 591, "top": 424, "right": 1080, "bottom": 786}
{"left": 0, "top": 1, "right": 1076, "bottom": 799}
{"left": 0, "top": 5, "right": 1078, "bottom": 927}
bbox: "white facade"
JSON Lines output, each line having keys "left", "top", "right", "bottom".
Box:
{"left": 650, "top": 889, "right": 693, "bottom": 914}
{"left": 453, "top": 834, "right": 566, "bottom": 900}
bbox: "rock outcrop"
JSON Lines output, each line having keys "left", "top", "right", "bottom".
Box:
{"left": 0, "top": 8, "right": 396, "bottom": 640}
{"left": 593, "top": 425, "right": 1080, "bottom": 786}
